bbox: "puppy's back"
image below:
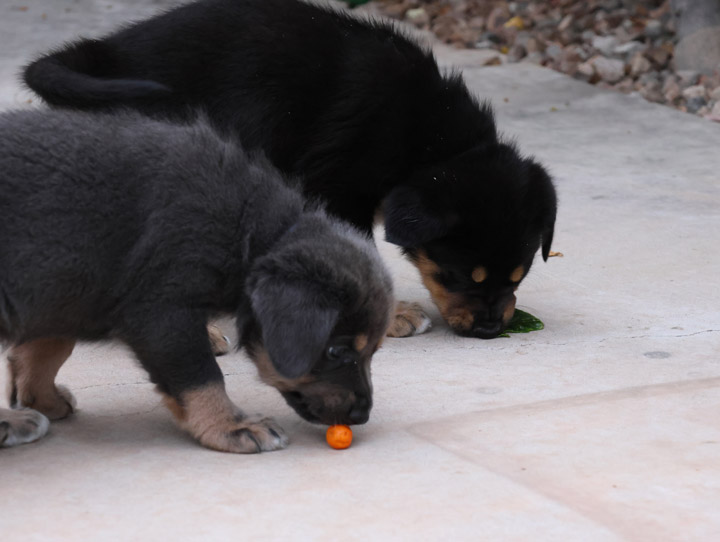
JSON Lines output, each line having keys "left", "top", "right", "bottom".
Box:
{"left": 0, "top": 108, "right": 296, "bottom": 222}
{"left": 0, "top": 109, "right": 301, "bottom": 341}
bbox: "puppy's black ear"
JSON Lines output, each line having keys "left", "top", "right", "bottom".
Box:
{"left": 541, "top": 223, "right": 555, "bottom": 262}
{"left": 526, "top": 161, "right": 557, "bottom": 262}
{"left": 249, "top": 281, "right": 339, "bottom": 379}
{"left": 384, "top": 185, "right": 456, "bottom": 247}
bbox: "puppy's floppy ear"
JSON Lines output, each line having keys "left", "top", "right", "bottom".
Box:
{"left": 384, "top": 185, "right": 457, "bottom": 247}
{"left": 249, "top": 280, "right": 339, "bottom": 379}
{"left": 526, "top": 160, "right": 557, "bottom": 262}
{"left": 541, "top": 223, "right": 555, "bottom": 261}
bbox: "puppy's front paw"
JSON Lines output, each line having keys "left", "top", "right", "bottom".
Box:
{"left": 13, "top": 384, "right": 76, "bottom": 421}
{"left": 165, "top": 383, "right": 287, "bottom": 454}
{"left": 200, "top": 416, "right": 288, "bottom": 454}
{"left": 208, "top": 324, "right": 231, "bottom": 356}
{"left": 386, "top": 301, "right": 432, "bottom": 337}
{"left": 0, "top": 408, "right": 50, "bottom": 447}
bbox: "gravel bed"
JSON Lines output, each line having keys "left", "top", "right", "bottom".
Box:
{"left": 358, "top": 0, "right": 720, "bottom": 121}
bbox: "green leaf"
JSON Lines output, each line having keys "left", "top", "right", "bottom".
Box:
{"left": 498, "top": 309, "right": 544, "bottom": 337}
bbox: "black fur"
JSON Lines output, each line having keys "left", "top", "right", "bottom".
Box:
{"left": 23, "top": 0, "right": 557, "bottom": 337}
{"left": 0, "top": 108, "right": 393, "bottom": 430}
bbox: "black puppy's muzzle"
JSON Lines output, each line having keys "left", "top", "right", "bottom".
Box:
{"left": 459, "top": 291, "right": 517, "bottom": 339}
{"left": 470, "top": 320, "right": 505, "bottom": 339}
{"left": 281, "top": 391, "right": 373, "bottom": 426}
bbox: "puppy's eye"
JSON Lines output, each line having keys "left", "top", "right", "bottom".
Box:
{"left": 326, "top": 345, "right": 355, "bottom": 364}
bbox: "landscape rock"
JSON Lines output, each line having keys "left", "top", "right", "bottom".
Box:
{"left": 630, "top": 52, "right": 652, "bottom": 77}
{"left": 523, "top": 51, "right": 546, "bottom": 65}
{"left": 644, "top": 46, "right": 671, "bottom": 68}
{"left": 644, "top": 19, "right": 663, "bottom": 38}
{"left": 577, "top": 59, "right": 597, "bottom": 78}
{"left": 406, "top": 8, "right": 429, "bottom": 27}
{"left": 593, "top": 56, "right": 626, "bottom": 83}
{"left": 525, "top": 36, "right": 545, "bottom": 53}
{"left": 663, "top": 78, "right": 682, "bottom": 102}
{"left": 545, "top": 43, "right": 564, "bottom": 62}
{"left": 613, "top": 41, "right": 645, "bottom": 57}
{"left": 676, "top": 70, "right": 700, "bottom": 87}
{"left": 558, "top": 14, "right": 574, "bottom": 32}
{"left": 706, "top": 100, "right": 720, "bottom": 121}
{"left": 681, "top": 84, "right": 708, "bottom": 100}
{"left": 685, "top": 96, "right": 707, "bottom": 113}
{"left": 592, "top": 35, "right": 619, "bottom": 56}
{"left": 507, "top": 44, "right": 527, "bottom": 62}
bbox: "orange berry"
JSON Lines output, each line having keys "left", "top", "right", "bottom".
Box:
{"left": 326, "top": 424, "right": 353, "bottom": 449}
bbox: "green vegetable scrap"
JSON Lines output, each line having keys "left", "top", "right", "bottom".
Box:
{"left": 340, "top": 0, "right": 371, "bottom": 6}
{"left": 499, "top": 309, "right": 544, "bottom": 337}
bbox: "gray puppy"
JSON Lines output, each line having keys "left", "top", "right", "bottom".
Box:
{"left": 0, "top": 109, "right": 393, "bottom": 452}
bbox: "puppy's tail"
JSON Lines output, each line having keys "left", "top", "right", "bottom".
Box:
{"left": 23, "top": 39, "right": 172, "bottom": 108}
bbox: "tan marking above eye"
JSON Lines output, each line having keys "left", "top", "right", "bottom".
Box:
{"left": 354, "top": 334, "right": 369, "bottom": 352}
{"left": 471, "top": 266, "right": 487, "bottom": 283}
{"left": 509, "top": 265, "right": 524, "bottom": 283}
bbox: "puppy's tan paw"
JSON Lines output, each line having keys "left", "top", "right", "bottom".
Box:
{"left": 45, "top": 385, "right": 76, "bottom": 420}
{"left": 208, "top": 324, "right": 231, "bottom": 356}
{"left": 199, "top": 416, "right": 288, "bottom": 454}
{"left": 14, "top": 384, "right": 76, "bottom": 421}
{"left": 166, "top": 383, "right": 287, "bottom": 453}
{"left": 0, "top": 408, "right": 50, "bottom": 448}
{"left": 386, "top": 301, "right": 432, "bottom": 337}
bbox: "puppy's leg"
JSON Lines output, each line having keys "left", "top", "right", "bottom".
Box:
{"left": 386, "top": 301, "right": 432, "bottom": 338}
{"left": 0, "top": 407, "right": 50, "bottom": 447}
{"left": 126, "top": 312, "right": 287, "bottom": 453}
{"left": 162, "top": 382, "right": 288, "bottom": 454}
{"left": 7, "top": 337, "right": 76, "bottom": 420}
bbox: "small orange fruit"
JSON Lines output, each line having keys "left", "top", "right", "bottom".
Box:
{"left": 326, "top": 424, "right": 353, "bottom": 449}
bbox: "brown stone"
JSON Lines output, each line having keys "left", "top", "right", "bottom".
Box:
{"left": 644, "top": 47, "right": 671, "bottom": 68}
{"left": 507, "top": 44, "right": 527, "bottom": 63}
{"left": 629, "top": 52, "right": 652, "bottom": 77}
{"left": 382, "top": 4, "right": 408, "bottom": 19}
{"left": 525, "top": 36, "right": 546, "bottom": 53}
{"left": 639, "top": 86, "right": 665, "bottom": 103}
{"left": 614, "top": 77, "right": 635, "bottom": 93}
{"left": 663, "top": 79, "right": 682, "bottom": 102}
{"left": 559, "top": 59, "right": 580, "bottom": 76}
{"left": 577, "top": 59, "right": 597, "bottom": 78}
{"left": 558, "top": 14, "right": 574, "bottom": 32}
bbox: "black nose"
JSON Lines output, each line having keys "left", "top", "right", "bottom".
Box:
{"left": 348, "top": 407, "right": 370, "bottom": 424}
{"left": 348, "top": 395, "right": 371, "bottom": 424}
{"left": 471, "top": 320, "right": 503, "bottom": 339}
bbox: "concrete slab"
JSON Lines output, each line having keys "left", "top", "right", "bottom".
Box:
{"left": 1, "top": 1, "right": 720, "bottom": 540}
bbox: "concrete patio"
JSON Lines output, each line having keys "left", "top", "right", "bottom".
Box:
{"left": 1, "top": 1, "right": 719, "bottom": 540}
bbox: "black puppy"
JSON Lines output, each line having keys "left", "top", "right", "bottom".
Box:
{"left": 0, "top": 109, "right": 393, "bottom": 452}
{"left": 24, "top": 0, "right": 557, "bottom": 339}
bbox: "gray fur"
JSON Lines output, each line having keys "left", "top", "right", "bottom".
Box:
{"left": 0, "top": 108, "right": 393, "bottom": 439}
